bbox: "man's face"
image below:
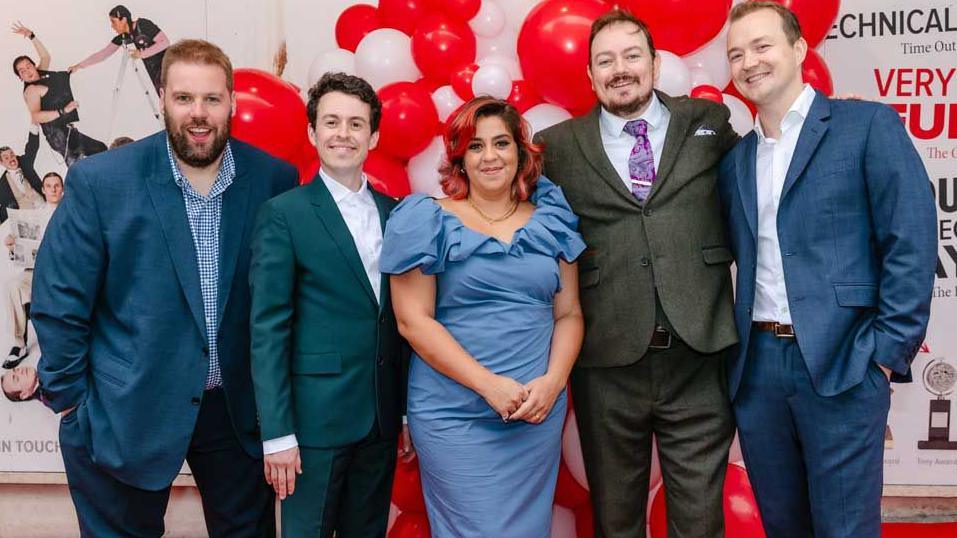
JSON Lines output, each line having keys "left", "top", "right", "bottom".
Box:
{"left": 43, "top": 175, "right": 63, "bottom": 204}
{"left": 588, "top": 22, "right": 660, "bottom": 118}
{"left": 310, "top": 91, "right": 378, "bottom": 178}
{"left": 727, "top": 9, "right": 807, "bottom": 107}
{"left": 15, "top": 59, "right": 39, "bottom": 83}
{"left": 160, "top": 62, "right": 234, "bottom": 169}
{"left": 0, "top": 150, "right": 18, "bottom": 171}
{"left": 1, "top": 366, "right": 37, "bottom": 401}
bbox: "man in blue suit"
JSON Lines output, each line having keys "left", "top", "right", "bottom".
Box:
{"left": 719, "top": 3, "right": 937, "bottom": 536}
{"left": 32, "top": 39, "right": 297, "bottom": 537}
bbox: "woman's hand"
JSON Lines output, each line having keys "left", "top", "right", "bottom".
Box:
{"left": 480, "top": 374, "right": 529, "bottom": 421}
{"left": 510, "top": 374, "right": 565, "bottom": 425}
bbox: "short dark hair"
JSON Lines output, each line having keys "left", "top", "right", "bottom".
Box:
{"left": 1, "top": 373, "right": 25, "bottom": 402}
{"left": 0, "top": 146, "right": 12, "bottom": 155}
{"left": 42, "top": 171, "right": 63, "bottom": 185}
{"left": 306, "top": 72, "right": 382, "bottom": 133}
{"left": 109, "top": 136, "right": 135, "bottom": 149}
{"left": 109, "top": 5, "right": 132, "bottom": 22}
{"left": 12, "top": 56, "right": 34, "bottom": 78}
{"left": 589, "top": 8, "right": 656, "bottom": 61}
{"left": 729, "top": 1, "right": 803, "bottom": 44}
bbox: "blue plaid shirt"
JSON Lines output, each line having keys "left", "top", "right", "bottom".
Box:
{"left": 166, "top": 139, "right": 236, "bottom": 390}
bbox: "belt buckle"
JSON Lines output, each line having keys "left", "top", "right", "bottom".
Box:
{"left": 649, "top": 327, "right": 673, "bottom": 349}
{"left": 774, "top": 323, "right": 795, "bottom": 339}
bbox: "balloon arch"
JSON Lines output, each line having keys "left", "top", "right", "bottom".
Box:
{"left": 223, "top": 1, "right": 957, "bottom": 537}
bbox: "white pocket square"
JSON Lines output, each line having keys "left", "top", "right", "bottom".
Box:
{"left": 694, "top": 127, "right": 717, "bottom": 136}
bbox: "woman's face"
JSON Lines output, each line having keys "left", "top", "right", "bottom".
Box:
{"left": 109, "top": 16, "right": 129, "bottom": 35}
{"left": 462, "top": 115, "right": 519, "bottom": 198}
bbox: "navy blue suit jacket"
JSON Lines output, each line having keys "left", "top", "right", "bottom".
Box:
{"left": 33, "top": 132, "right": 297, "bottom": 490}
{"left": 718, "top": 92, "right": 937, "bottom": 398}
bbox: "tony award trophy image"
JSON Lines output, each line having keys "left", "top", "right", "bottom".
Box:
{"left": 918, "top": 358, "right": 957, "bottom": 450}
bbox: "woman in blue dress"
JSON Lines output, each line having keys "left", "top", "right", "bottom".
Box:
{"left": 380, "top": 97, "right": 586, "bottom": 537}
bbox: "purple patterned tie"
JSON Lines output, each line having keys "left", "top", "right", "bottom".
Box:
{"left": 623, "top": 119, "right": 656, "bottom": 202}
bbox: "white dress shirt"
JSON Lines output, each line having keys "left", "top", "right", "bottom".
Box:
{"left": 752, "top": 84, "right": 817, "bottom": 324}
{"left": 262, "top": 168, "right": 383, "bottom": 455}
{"left": 599, "top": 92, "right": 671, "bottom": 187}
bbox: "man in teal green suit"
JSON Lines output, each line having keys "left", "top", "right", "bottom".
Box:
{"left": 249, "top": 73, "right": 409, "bottom": 537}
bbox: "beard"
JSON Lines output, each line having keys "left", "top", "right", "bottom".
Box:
{"left": 165, "top": 116, "right": 230, "bottom": 168}
{"left": 601, "top": 74, "right": 654, "bottom": 118}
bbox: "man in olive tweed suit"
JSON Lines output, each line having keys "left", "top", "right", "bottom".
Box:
{"left": 535, "top": 11, "right": 738, "bottom": 537}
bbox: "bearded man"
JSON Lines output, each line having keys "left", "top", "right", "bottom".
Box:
{"left": 32, "top": 39, "right": 297, "bottom": 537}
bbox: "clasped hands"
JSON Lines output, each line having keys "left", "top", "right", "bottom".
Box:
{"left": 482, "top": 373, "right": 564, "bottom": 425}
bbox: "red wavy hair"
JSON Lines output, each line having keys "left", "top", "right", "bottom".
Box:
{"left": 439, "top": 97, "right": 543, "bottom": 201}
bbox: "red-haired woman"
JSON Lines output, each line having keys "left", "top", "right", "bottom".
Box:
{"left": 380, "top": 97, "right": 586, "bottom": 535}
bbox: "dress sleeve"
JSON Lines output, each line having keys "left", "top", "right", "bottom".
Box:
{"left": 380, "top": 194, "right": 447, "bottom": 275}
{"left": 528, "top": 176, "right": 587, "bottom": 263}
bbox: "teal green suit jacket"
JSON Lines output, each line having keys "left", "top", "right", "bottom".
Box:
{"left": 249, "top": 177, "right": 405, "bottom": 448}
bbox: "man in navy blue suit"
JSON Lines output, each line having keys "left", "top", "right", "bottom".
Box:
{"left": 32, "top": 39, "right": 297, "bottom": 537}
{"left": 718, "top": 3, "right": 937, "bottom": 536}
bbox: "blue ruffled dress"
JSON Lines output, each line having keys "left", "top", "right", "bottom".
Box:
{"left": 380, "top": 177, "right": 586, "bottom": 537}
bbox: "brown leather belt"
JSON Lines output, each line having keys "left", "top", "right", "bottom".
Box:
{"left": 752, "top": 321, "right": 796, "bottom": 338}
{"left": 649, "top": 326, "right": 674, "bottom": 349}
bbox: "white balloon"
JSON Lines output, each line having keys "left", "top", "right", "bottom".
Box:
{"left": 496, "top": 0, "right": 541, "bottom": 32}
{"left": 729, "top": 432, "right": 744, "bottom": 464}
{"left": 478, "top": 54, "right": 522, "bottom": 80}
{"left": 354, "top": 28, "right": 421, "bottom": 90}
{"left": 683, "top": 21, "right": 732, "bottom": 90}
{"left": 561, "top": 408, "right": 589, "bottom": 490}
{"left": 655, "top": 50, "right": 692, "bottom": 97}
{"left": 470, "top": 0, "right": 506, "bottom": 38}
{"left": 550, "top": 505, "right": 578, "bottom": 538}
{"left": 408, "top": 136, "right": 446, "bottom": 198}
{"left": 307, "top": 49, "right": 355, "bottom": 88}
{"left": 472, "top": 64, "right": 512, "bottom": 99}
{"left": 689, "top": 66, "right": 716, "bottom": 90}
{"left": 387, "top": 504, "right": 399, "bottom": 533}
{"left": 723, "top": 93, "right": 755, "bottom": 136}
{"left": 431, "top": 86, "right": 465, "bottom": 123}
{"left": 476, "top": 27, "right": 519, "bottom": 63}
{"left": 523, "top": 103, "right": 572, "bottom": 137}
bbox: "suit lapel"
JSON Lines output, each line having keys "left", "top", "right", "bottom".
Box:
{"left": 308, "top": 175, "right": 378, "bottom": 308}
{"left": 572, "top": 107, "right": 640, "bottom": 207}
{"left": 143, "top": 134, "right": 207, "bottom": 338}
{"left": 780, "top": 92, "right": 830, "bottom": 202}
{"left": 648, "top": 91, "right": 692, "bottom": 203}
{"left": 216, "top": 143, "right": 252, "bottom": 328}
{"left": 370, "top": 187, "right": 393, "bottom": 313}
{"left": 735, "top": 133, "right": 759, "bottom": 240}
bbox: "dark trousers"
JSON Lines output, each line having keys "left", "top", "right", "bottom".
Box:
{"left": 60, "top": 388, "right": 275, "bottom": 537}
{"left": 571, "top": 340, "right": 735, "bottom": 538}
{"left": 734, "top": 330, "right": 889, "bottom": 538}
{"left": 42, "top": 123, "right": 107, "bottom": 167}
{"left": 281, "top": 424, "right": 397, "bottom": 538}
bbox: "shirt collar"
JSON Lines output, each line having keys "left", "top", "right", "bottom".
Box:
{"left": 165, "top": 137, "right": 236, "bottom": 198}
{"left": 319, "top": 168, "right": 369, "bottom": 204}
{"left": 600, "top": 92, "right": 667, "bottom": 138}
{"left": 754, "top": 83, "right": 816, "bottom": 142}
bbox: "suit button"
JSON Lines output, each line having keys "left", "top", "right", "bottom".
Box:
{"left": 191, "top": 397, "right": 201, "bottom": 405}
{"left": 643, "top": 208, "right": 653, "bottom": 217}
{"left": 377, "top": 356, "right": 385, "bottom": 366}
{"left": 379, "top": 316, "right": 386, "bottom": 325}
{"left": 640, "top": 257, "right": 650, "bottom": 267}
{"left": 746, "top": 307, "right": 752, "bottom": 315}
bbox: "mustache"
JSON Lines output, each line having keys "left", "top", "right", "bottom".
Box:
{"left": 606, "top": 74, "right": 639, "bottom": 88}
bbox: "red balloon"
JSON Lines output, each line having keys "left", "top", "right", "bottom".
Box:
{"left": 722, "top": 81, "right": 757, "bottom": 117}
{"left": 691, "top": 85, "right": 724, "bottom": 104}
{"left": 802, "top": 48, "right": 833, "bottom": 96}
{"left": 554, "top": 461, "right": 590, "bottom": 509}
{"left": 390, "top": 458, "right": 426, "bottom": 512}
{"left": 378, "top": 0, "right": 428, "bottom": 36}
{"left": 650, "top": 463, "right": 766, "bottom": 538}
{"left": 365, "top": 150, "right": 412, "bottom": 198}
{"left": 883, "top": 522, "right": 957, "bottom": 538}
{"left": 771, "top": 0, "right": 839, "bottom": 48}
{"left": 389, "top": 511, "right": 431, "bottom": 538}
{"left": 377, "top": 82, "right": 440, "bottom": 160}
{"left": 231, "top": 92, "right": 305, "bottom": 162}
{"left": 507, "top": 80, "right": 542, "bottom": 113}
{"left": 292, "top": 140, "right": 320, "bottom": 185}
{"left": 422, "top": 0, "right": 481, "bottom": 21}
{"left": 574, "top": 502, "right": 594, "bottom": 538}
{"left": 450, "top": 63, "right": 479, "bottom": 101}
{"left": 518, "top": 0, "right": 610, "bottom": 114}
{"left": 412, "top": 13, "right": 477, "bottom": 85}
{"left": 335, "top": 4, "right": 381, "bottom": 52}
{"left": 621, "top": 0, "right": 730, "bottom": 56}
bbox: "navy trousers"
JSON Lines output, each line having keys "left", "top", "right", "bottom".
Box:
{"left": 60, "top": 388, "right": 274, "bottom": 537}
{"left": 733, "top": 330, "right": 889, "bottom": 538}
